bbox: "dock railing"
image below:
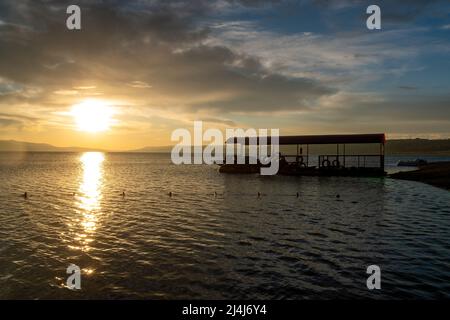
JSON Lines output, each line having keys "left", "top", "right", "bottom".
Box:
{"left": 283, "top": 154, "right": 382, "bottom": 169}
{"left": 317, "top": 154, "right": 382, "bottom": 169}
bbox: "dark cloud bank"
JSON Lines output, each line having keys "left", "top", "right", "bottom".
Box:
{"left": 0, "top": 0, "right": 334, "bottom": 118}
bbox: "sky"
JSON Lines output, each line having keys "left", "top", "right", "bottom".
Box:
{"left": 0, "top": 0, "right": 449, "bottom": 150}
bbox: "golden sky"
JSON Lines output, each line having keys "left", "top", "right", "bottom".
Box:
{"left": 0, "top": 0, "right": 449, "bottom": 150}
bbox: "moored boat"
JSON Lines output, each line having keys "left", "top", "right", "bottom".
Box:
{"left": 397, "top": 159, "right": 428, "bottom": 167}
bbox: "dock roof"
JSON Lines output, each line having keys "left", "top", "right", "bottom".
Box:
{"left": 226, "top": 133, "right": 386, "bottom": 145}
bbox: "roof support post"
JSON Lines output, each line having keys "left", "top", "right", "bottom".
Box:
{"left": 343, "top": 144, "right": 346, "bottom": 168}
{"left": 336, "top": 144, "right": 339, "bottom": 167}
{"left": 307, "top": 144, "right": 309, "bottom": 167}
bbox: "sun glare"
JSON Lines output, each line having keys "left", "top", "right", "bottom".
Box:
{"left": 71, "top": 100, "right": 116, "bottom": 133}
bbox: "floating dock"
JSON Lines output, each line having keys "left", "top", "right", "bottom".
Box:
{"left": 219, "top": 133, "right": 386, "bottom": 177}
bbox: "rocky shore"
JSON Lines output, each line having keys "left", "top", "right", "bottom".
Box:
{"left": 390, "top": 162, "right": 450, "bottom": 190}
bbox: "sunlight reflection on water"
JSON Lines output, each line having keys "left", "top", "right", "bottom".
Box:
{"left": 73, "top": 152, "right": 104, "bottom": 252}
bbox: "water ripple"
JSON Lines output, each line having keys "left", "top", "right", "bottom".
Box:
{"left": 0, "top": 152, "right": 449, "bottom": 299}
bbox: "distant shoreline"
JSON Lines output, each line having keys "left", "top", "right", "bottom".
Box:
{"left": 1, "top": 151, "right": 450, "bottom": 156}
{"left": 390, "top": 162, "right": 450, "bottom": 191}
{"left": 2, "top": 138, "right": 450, "bottom": 154}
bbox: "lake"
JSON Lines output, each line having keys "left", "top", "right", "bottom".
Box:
{"left": 0, "top": 152, "right": 449, "bottom": 299}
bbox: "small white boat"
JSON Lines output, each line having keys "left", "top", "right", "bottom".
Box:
{"left": 397, "top": 159, "right": 428, "bottom": 167}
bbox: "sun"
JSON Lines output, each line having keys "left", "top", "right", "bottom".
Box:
{"left": 71, "top": 99, "right": 116, "bottom": 133}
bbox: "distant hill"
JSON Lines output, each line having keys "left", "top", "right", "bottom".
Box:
{"left": 0, "top": 140, "right": 106, "bottom": 152}
{"left": 128, "top": 145, "right": 173, "bottom": 153}
{"left": 1, "top": 139, "right": 450, "bottom": 155}
{"left": 386, "top": 139, "right": 450, "bottom": 155}
{"left": 132, "top": 139, "right": 450, "bottom": 155}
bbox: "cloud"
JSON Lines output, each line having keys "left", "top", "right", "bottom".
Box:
{"left": 199, "top": 117, "right": 237, "bottom": 126}
{"left": 73, "top": 86, "right": 96, "bottom": 90}
{"left": 0, "top": 0, "right": 334, "bottom": 118}
{"left": 0, "top": 80, "right": 22, "bottom": 95}
{"left": 0, "top": 0, "right": 449, "bottom": 142}
{"left": 306, "top": 87, "right": 450, "bottom": 123}
{"left": 397, "top": 86, "right": 418, "bottom": 91}
{"left": 0, "top": 117, "right": 21, "bottom": 127}
{"left": 291, "top": 93, "right": 450, "bottom": 137}
{"left": 312, "top": 0, "right": 449, "bottom": 24}
{"left": 0, "top": 112, "right": 40, "bottom": 130}
{"left": 128, "top": 81, "right": 152, "bottom": 89}
{"left": 207, "top": 20, "right": 445, "bottom": 86}
{"left": 54, "top": 90, "right": 79, "bottom": 95}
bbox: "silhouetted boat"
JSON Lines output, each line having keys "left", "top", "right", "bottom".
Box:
{"left": 397, "top": 159, "right": 428, "bottom": 167}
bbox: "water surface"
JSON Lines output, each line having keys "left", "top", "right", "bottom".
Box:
{"left": 0, "top": 152, "right": 449, "bottom": 299}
